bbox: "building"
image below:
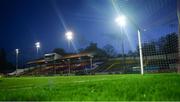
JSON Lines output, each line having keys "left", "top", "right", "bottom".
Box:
{"left": 44, "top": 53, "right": 62, "bottom": 62}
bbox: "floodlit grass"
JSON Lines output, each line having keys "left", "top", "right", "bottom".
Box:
{"left": 0, "top": 73, "right": 180, "bottom": 101}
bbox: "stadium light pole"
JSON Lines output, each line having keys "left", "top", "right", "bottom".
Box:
{"left": 35, "top": 42, "right": 40, "bottom": 58}
{"left": 115, "top": 15, "right": 144, "bottom": 75}
{"left": 65, "top": 31, "right": 73, "bottom": 75}
{"left": 65, "top": 31, "right": 73, "bottom": 49}
{"left": 115, "top": 15, "right": 126, "bottom": 27}
{"left": 15, "top": 49, "right": 19, "bottom": 75}
{"left": 90, "top": 56, "right": 93, "bottom": 69}
{"left": 67, "top": 59, "right": 70, "bottom": 75}
{"left": 115, "top": 15, "right": 126, "bottom": 72}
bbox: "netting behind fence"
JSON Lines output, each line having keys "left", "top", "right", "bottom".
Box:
{"left": 141, "top": 32, "right": 178, "bottom": 73}
{"left": 115, "top": 0, "right": 179, "bottom": 73}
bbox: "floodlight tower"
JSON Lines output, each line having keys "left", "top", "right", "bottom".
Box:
{"left": 115, "top": 15, "right": 144, "bottom": 75}
{"left": 67, "top": 59, "right": 70, "bottom": 75}
{"left": 115, "top": 15, "right": 126, "bottom": 72}
{"left": 35, "top": 42, "right": 40, "bottom": 58}
{"left": 15, "top": 49, "right": 19, "bottom": 75}
{"left": 90, "top": 56, "right": 93, "bottom": 69}
{"left": 65, "top": 31, "right": 73, "bottom": 49}
{"left": 65, "top": 31, "right": 73, "bottom": 75}
{"left": 115, "top": 15, "right": 126, "bottom": 27}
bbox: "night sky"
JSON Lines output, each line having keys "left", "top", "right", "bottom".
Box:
{"left": 0, "top": 0, "right": 178, "bottom": 64}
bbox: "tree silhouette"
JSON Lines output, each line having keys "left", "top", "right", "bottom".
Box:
{"left": 0, "top": 48, "right": 15, "bottom": 73}
{"left": 103, "top": 44, "right": 116, "bottom": 57}
{"left": 53, "top": 48, "right": 67, "bottom": 56}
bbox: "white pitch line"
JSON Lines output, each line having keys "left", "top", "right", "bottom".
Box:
{"left": 73, "top": 77, "right": 122, "bottom": 83}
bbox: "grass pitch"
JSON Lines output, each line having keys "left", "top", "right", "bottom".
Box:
{"left": 0, "top": 73, "right": 180, "bottom": 101}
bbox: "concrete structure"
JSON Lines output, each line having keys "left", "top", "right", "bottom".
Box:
{"left": 26, "top": 52, "right": 95, "bottom": 65}
{"left": 44, "top": 53, "right": 62, "bottom": 62}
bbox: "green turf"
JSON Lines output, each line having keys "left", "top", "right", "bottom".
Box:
{"left": 0, "top": 73, "right": 180, "bottom": 101}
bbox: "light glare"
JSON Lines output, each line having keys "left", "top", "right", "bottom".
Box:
{"left": 15, "top": 49, "right": 19, "bottom": 54}
{"left": 65, "top": 31, "right": 73, "bottom": 40}
{"left": 115, "top": 15, "right": 126, "bottom": 26}
{"left": 35, "top": 42, "right": 40, "bottom": 48}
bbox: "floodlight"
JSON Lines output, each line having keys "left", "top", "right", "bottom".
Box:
{"left": 35, "top": 42, "right": 40, "bottom": 48}
{"left": 15, "top": 49, "right": 19, "bottom": 54}
{"left": 115, "top": 15, "right": 126, "bottom": 27}
{"left": 65, "top": 31, "right": 73, "bottom": 41}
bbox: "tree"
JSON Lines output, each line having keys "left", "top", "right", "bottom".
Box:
{"left": 157, "top": 33, "right": 178, "bottom": 54}
{"left": 78, "top": 48, "right": 84, "bottom": 53}
{"left": 163, "top": 33, "right": 178, "bottom": 54}
{"left": 84, "top": 43, "right": 98, "bottom": 52}
{"left": 127, "top": 50, "right": 137, "bottom": 57}
{"left": 0, "top": 48, "right": 15, "bottom": 73}
{"left": 83, "top": 43, "right": 107, "bottom": 58}
{"left": 137, "top": 42, "right": 156, "bottom": 56}
{"left": 142, "top": 42, "right": 157, "bottom": 56}
{"left": 103, "top": 44, "right": 116, "bottom": 57}
{"left": 0, "top": 48, "right": 7, "bottom": 70}
{"left": 53, "top": 48, "right": 66, "bottom": 56}
{"left": 157, "top": 36, "right": 166, "bottom": 54}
